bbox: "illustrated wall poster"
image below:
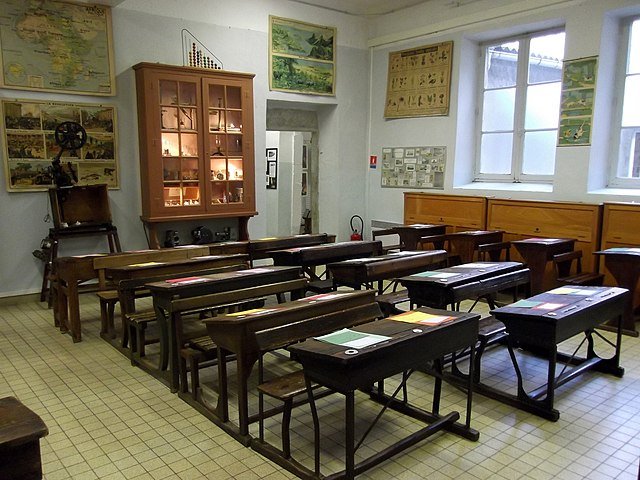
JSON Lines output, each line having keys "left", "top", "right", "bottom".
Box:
{"left": 266, "top": 148, "right": 277, "bottom": 189}
{"left": 0, "top": 0, "right": 116, "bottom": 96}
{"left": 2, "top": 99, "right": 118, "bottom": 191}
{"left": 381, "top": 146, "right": 446, "bottom": 189}
{"left": 384, "top": 41, "right": 453, "bottom": 118}
{"left": 557, "top": 56, "right": 597, "bottom": 146}
{"left": 269, "top": 16, "right": 336, "bottom": 96}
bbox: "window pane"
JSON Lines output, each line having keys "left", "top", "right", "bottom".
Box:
{"left": 480, "top": 133, "right": 513, "bottom": 174}
{"left": 525, "top": 82, "right": 561, "bottom": 129}
{"left": 485, "top": 41, "right": 519, "bottom": 89}
{"left": 528, "top": 32, "right": 565, "bottom": 84}
{"left": 522, "top": 131, "right": 557, "bottom": 175}
{"left": 622, "top": 75, "right": 640, "bottom": 126}
{"left": 629, "top": 19, "right": 640, "bottom": 74}
{"left": 617, "top": 128, "right": 640, "bottom": 178}
{"left": 482, "top": 88, "right": 515, "bottom": 131}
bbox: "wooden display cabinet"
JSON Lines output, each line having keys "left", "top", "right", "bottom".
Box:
{"left": 403, "top": 193, "right": 487, "bottom": 232}
{"left": 134, "top": 63, "right": 256, "bottom": 247}
{"left": 600, "top": 202, "right": 640, "bottom": 304}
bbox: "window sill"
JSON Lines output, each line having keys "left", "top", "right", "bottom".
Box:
{"left": 455, "top": 182, "right": 553, "bottom": 193}
{"left": 589, "top": 187, "right": 640, "bottom": 196}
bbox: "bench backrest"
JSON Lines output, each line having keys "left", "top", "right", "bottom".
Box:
{"left": 93, "top": 246, "right": 210, "bottom": 287}
{"left": 117, "top": 264, "right": 248, "bottom": 295}
{"left": 255, "top": 302, "right": 383, "bottom": 354}
{"left": 169, "top": 278, "right": 309, "bottom": 314}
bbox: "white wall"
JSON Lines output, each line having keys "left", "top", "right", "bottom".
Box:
{"left": 364, "top": 0, "right": 640, "bottom": 230}
{"left": 0, "top": 0, "right": 369, "bottom": 297}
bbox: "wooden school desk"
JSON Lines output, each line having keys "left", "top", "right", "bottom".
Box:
{"left": 594, "top": 247, "right": 640, "bottom": 337}
{"left": 511, "top": 237, "right": 575, "bottom": 294}
{"left": 327, "top": 250, "right": 447, "bottom": 293}
{"left": 289, "top": 308, "right": 480, "bottom": 479}
{"left": 480, "top": 285, "right": 627, "bottom": 420}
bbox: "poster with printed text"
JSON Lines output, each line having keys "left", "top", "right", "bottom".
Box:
{"left": 384, "top": 41, "right": 453, "bottom": 118}
{"left": 2, "top": 99, "right": 118, "bottom": 192}
{"left": 557, "top": 56, "right": 597, "bottom": 146}
{"left": 381, "top": 146, "right": 446, "bottom": 189}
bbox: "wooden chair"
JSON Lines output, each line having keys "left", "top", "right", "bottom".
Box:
{"left": 477, "top": 241, "right": 511, "bottom": 262}
{"left": 418, "top": 234, "right": 461, "bottom": 266}
{"left": 254, "top": 302, "right": 383, "bottom": 475}
{"left": 552, "top": 250, "right": 604, "bottom": 286}
{"left": 372, "top": 228, "right": 403, "bottom": 254}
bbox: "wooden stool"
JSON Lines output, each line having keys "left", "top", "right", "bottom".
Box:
{"left": 0, "top": 397, "right": 48, "bottom": 480}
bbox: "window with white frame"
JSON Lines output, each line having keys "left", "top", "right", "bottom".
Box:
{"left": 610, "top": 17, "right": 640, "bottom": 187}
{"left": 476, "top": 29, "right": 565, "bottom": 182}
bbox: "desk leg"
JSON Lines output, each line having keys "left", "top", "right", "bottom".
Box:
{"left": 523, "top": 255, "right": 546, "bottom": 295}
{"left": 216, "top": 347, "right": 229, "bottom": 422}
{"left": 345, "top": 391, "right": 355, "bottom": 479}
{"left": 67, "top": 282, "right": 81, "bottom": 342}
{"left": 236, "top": 353, "right": 258, "bottom": 438}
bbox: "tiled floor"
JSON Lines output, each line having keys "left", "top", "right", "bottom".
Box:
{"left": 1, "top": 293, "right": 639, "bottom": 479}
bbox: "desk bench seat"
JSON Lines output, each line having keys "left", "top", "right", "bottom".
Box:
{"left": 375, "top": 290, "right": 410, "bottom": 317}
{"left": 97, "top": 288, "right": 150, "bottom": 340}
{"left": 475, "top": 315, "right": 507, "bottom": 382}
{"left": 306, "top": 279, "right": 335, "bottom": 294}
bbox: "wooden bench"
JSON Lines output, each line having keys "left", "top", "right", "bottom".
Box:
{"left": 372, "top": 228, "right": 403, "bottom": 254}
{"left": 375, "top": 289, "right": 410, "bottom": 316}
{"left": 164, "top": 278, "right": 309, "bottom": 395}
{"left": 119, "top": 264, "right": 248, "bottom": 358}
{"left": 553, "top": 250, "right": 604, "bottom": 287}
{"left": 448, "top": 268, "right": 531, "bottom": 381}
{"left": 253, "top": 301, "right": 383, "bottom": 476}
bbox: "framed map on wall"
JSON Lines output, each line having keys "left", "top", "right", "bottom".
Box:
{"left": 0, "top": 0, "right": 116, "bottom": 96}
{"left": 384, "top": 41, "right": 453, "bottom": 118}
{"left": 381, "top": 146, "right": 446, "bottom": 189}
{"left": 2, "top": 99, "right": 118, "bottom": 192}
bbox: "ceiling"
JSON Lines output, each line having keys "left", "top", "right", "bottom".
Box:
{"left": 96, "top": 0, "right": 465, "bottom": 17}
{"left": 287, "top": 0, "right": 434, "bottom": 16}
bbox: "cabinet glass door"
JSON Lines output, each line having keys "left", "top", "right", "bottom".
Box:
{"left": 206, "top": 83, "right": 245, "bottom": 205}
{"left": 159, "top": 79, "right": 201, "bottom": 208}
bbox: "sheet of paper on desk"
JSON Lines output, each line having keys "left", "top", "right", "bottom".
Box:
{"left": 413, "top": 271, "right": 459, "bottom": 278}
{"left": 533, "top": 302, "right": 566, "bottom": 310}
{"left": 315, "top": 328, "right": 391, "bottom": 348}
{"left": 548, "top": 287, "right": 593, "bottom": 295}
{"left": 389, "top": 311, "right": 453, "bottom": 325}
{"left": 72, "top": 253, "right": 108, "bottom": 257}
{"left": 453, "top": 263, "right": 498, "bottom": 268}
{"left": 128, "top": 261, "right": 164, "bottom": 267}
{"left": 301, "top": 293, "right": 348, "bottom": 302}
{"left": 237, "top": 268, "right": 272, "bottom": 274}
{"left": 165, "top": 276, "right": 208, "bottom": 284}
{"left": 509, "top": 299, "right": 544, "bottom": 308}
{"left": 606, "top": 247, "right": 640, "bottom": 253}
{"left": 227, "top": 308, "right": 278, "bottom": 317}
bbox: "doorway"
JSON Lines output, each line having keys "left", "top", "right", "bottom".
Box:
{"left": 265, "top": 105, "right": 319, "bottom": 237}
{"left": 264, "top": 131, "right": 318, "bottom": 236}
